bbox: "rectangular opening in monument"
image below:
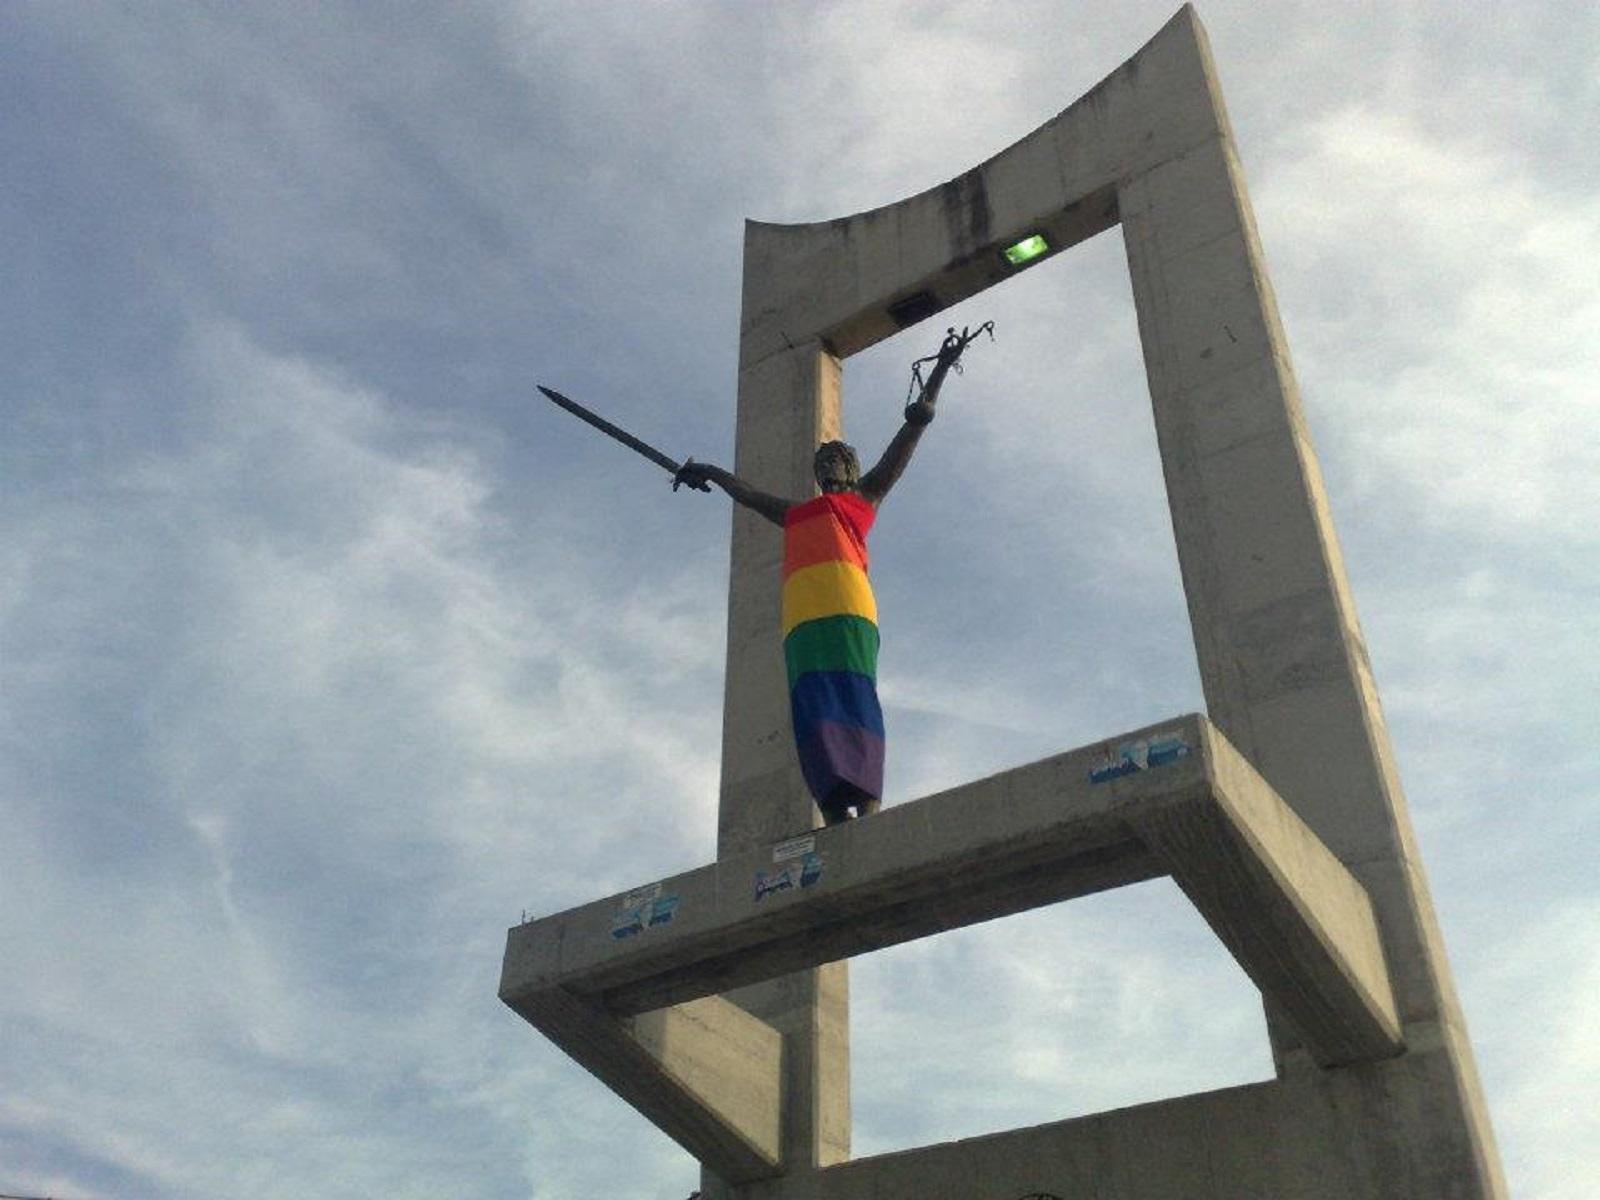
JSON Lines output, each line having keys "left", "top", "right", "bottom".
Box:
{"left": 840, "top": 223, "right": 1203, "bottom": 803}
{"left": 848, "top": 878, "right": 1275, "bottom": 1157}
{"left": 832, "top": 223, "right": 1263, "bottom": 1152}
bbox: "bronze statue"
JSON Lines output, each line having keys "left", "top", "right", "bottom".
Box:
{"left": 673, "top": 325, "right": 989, "bottom": 825}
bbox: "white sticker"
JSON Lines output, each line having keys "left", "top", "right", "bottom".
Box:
{"left": 621, "top": 882, "right": 662, "bottom": 908}
{"left": 772, "top": 834, "right": 816, "bottom": 862}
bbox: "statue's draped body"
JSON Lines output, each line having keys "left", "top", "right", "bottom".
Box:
{"left": 781, "top": 492, "right": 883, "bottom": 821}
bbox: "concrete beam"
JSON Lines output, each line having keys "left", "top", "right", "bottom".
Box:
{"left": 734, "top": 6, "right": 1229, "bottom": 367}
{"left": 502, "top": 716, "right": 1401, "bottom": 1074}
{"left": 732, "top": 1043, "right": 1494, "bottom": 1200}
{"left": 1134, "top": 722, "right": 1401, "bottom": 1066}
{"left": 504, "top": 988, "right": 784, "bottom": 1184}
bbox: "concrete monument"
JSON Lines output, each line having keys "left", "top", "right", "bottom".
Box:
{"left": 502, "top": 7, "right": 1506, "bottom": 1197}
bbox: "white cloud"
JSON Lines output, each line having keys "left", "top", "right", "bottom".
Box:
{"left": 0, "top": 322, "right": 722, "bottom": 1198}
{"left": 1472, "top": 899, "right": 1600, "bottom": 1200}
{"left": 1259, "top": 107, "right": 1600, "bottom": 543}
{"left": 852, "top": 880, "right": 1274, "bottom": 1157}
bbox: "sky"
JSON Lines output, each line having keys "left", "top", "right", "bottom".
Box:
{"left": 2, "top": 2, "right": 1596, "bottom": 1198}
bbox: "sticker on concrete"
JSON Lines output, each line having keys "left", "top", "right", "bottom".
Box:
{"left": 754, "top": 851, "right": 824, "bottom": 901}
{"left": 771, "top": 833, "right": 816, "bottom": 862}
{"left": 1088, "top": 729, "right": 1191, "bottom": 784}
{"left": 610, "top": 883, "right": 681, "bottom": 939}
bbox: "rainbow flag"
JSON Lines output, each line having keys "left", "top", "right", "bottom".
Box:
{"left": 781, "top": 493, "right": 884, "bottom": 808}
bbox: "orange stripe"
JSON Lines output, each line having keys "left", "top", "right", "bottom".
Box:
{"left": 782, "top": 509, "right": 868, "bottom": 579}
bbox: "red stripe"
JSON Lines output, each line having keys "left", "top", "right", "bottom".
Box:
{"left": 783, "top": 513, "right": 867, "bottom": 577}
{"left": 782, "top": 494, "right": 875, "bottom": 579}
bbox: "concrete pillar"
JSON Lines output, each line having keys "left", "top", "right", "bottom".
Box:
{"left": 705, "top": 334, "right": 850, "bottom": 1195}
{"left": 1116, "top": 74, "right": 1503, "bottom": 1189}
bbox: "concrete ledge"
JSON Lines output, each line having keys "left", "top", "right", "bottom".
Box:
{"left": 501, "top": 716, "right": 1402, "bottom": 1143}
{"left": 733, "top": 1042, "right": 1485, "bottom": 1199}
{"left": 1144, "top": 722, "right": 1402, "bottom": 1065}
{"left": 503, "top": 719, "right": 1176, "bottom": 1017}
{"left": 506, "top": 988, "right": 783, "bottom": 1184}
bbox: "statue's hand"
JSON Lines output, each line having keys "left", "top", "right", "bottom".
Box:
{"left": 672, "top": 459, "right": 715, "bottom": 492}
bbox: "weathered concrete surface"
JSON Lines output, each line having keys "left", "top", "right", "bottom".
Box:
{"left": 505, "top": 719, "right": 1164, "bottom": 1015}
{"left": 504, "top": 716, "right": 1398, "bottom": 1068}
{"left": 1136, "top": 721, "right": 1400, "bottom": 1066}
{"left": 734, "top": 1044, "right": 1499, "bottom": 1200}
{"left": 506, "top": 4, "right": 1506, "bottom": 1196}
{"left": 1111, "top": 33, "right": 1502, "bottom": 1196}
{"left": 718, "top": 321, "right": 850, "bottom": 1180}
{"left": 507, "top": 987, "right": 782, "bottom": 1184}
{"left": 732, "top": 4, "right": 1226, "bottom": 368}
{"left": 503, "top": 715, "right": 1405, "bottom": 1176}
{"left": 690, "top": 3, "right": 1504, "bottom": 1195}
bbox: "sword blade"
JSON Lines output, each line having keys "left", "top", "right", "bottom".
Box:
{"left": 536, "top": 384, "right": 683, "bottom": 476}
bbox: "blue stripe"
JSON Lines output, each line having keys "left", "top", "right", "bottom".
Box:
{"left": 789, "top": 670, "right": 884, "bottom": 743}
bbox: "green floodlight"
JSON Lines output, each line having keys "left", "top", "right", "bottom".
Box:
{"left": 1002, "top": 233, "right": 1050, "bottom": 266}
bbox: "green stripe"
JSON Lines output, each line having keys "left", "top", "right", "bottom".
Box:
{"left": 784, "top": 614, "right": 880, "bottom": 688}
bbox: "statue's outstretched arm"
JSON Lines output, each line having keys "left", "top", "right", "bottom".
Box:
{"left": 859, "top": 323, "right": 991, "bottom": 506}
{"left": 858, "top": 415, "right": 931, "bottom": 506}
{"left": 858, "top": 338, "right": 958, "bottom": 503}
{"left": 674, "top": 461, "right": 791, "bottom": 528}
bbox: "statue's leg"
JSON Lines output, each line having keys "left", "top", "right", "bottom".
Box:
{"left": 818, "top": 793, "right": 853, "bottom": 825}
{"left": 820, "top": 782, "right": 878, "bottom": 823}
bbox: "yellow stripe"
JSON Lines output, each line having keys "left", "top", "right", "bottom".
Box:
{"left": 781, "top": 561, "right": 876, "bottom": 636}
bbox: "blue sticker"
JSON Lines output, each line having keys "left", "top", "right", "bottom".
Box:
{"left": 754, "top": 851, "right": 824, "bottom": 902}
{"left": 799, "top": 853, "right": 823, "bottom": 888}
{"left": 647, "top": 894, "right": 680, "bottom": 926}
{"left": 1146, "top": 732, "right": 1189, "bottom": 766}
{"left": 753, "top": 870, "right": 791, "bottom": 902}
{"left": 1089, "top": 730, "right": 1190, "bottom": 784}
{"left": 610, "top": 886, "right": 680, "bottom": 939}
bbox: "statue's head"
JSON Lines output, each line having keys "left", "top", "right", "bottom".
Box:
{"left": 813, "top": 440, "right": 860, "bottom": 493}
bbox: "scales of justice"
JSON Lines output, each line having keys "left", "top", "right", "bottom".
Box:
{"left": 499, "top": 9, "right": 1506, "bottom": 1198}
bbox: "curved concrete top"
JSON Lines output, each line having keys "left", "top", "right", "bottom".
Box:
{"left": 738, "top": 4, "right": 1232, "bottom": 365}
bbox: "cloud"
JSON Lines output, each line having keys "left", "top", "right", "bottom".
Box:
{"left": 1257, "top": 106, "right": 1600, "bottom": 544}
{"left": 852, "top": 880, "right": 1274, "bottom": 1156}
{"left": 1469, "top": 899, "right": 1600, "bottom": 1200}
{"left": 0, "top": 321, "right": 721, "bottom": 1198}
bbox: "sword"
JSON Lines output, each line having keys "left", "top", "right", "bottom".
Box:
{"left": 535, "top": 384, "right": 711, "bottom": 491}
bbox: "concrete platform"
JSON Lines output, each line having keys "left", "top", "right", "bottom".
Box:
{"left": 501, "top": 715, "right": 1400, "bottom": 1181}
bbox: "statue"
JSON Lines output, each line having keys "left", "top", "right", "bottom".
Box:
{"left": 672, "top": 326, "right": 990, "bottom": 824}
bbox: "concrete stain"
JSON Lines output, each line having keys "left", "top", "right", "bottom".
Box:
{"left": 940, "top": 169, "right": 992, "bottom": 250}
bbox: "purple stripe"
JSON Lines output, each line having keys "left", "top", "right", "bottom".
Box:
{"left": 796, "top": 719, "right": 885, "bottom": 803}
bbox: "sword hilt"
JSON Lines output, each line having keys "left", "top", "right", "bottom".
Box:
{"left": 672, "top": 457, "right": 714, "bottom": 493}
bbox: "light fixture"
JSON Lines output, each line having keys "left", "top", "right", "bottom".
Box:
{"left": 1001, "top": 233, "right": 1050, "bottom": 266}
